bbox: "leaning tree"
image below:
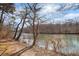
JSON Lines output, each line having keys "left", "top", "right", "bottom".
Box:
{"left": 0, "top": 3, "right": 15, "bottom": 30}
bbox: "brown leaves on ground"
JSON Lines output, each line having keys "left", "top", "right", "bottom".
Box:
{"left": 0, "top": 39, "right": 26, "bottom": 56}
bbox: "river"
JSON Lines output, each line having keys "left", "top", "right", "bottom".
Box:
{"left": 19, "top": 33, "right": 79, "bottom": 55}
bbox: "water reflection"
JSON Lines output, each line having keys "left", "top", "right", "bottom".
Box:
{"left": 19, "top": 33, "right": 79, "bottom": 55}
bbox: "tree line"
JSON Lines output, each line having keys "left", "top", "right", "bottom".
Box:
{"left": 23, "top": 20, "right": 79, "bottom": 34}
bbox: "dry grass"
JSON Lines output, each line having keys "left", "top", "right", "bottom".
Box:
{"left": 0, "top": 26, "right": 12, "bottom": 39}
{"left": 20, "top": 46, "right": 62, "bottom": 56}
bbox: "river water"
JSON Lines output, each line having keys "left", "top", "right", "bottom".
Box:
{"left": 19, "top": 33, "right": 79, "bottom": 55}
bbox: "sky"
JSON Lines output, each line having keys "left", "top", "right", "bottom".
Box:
{"left": 14, "top": 3, "right": 79, "bottom": 24}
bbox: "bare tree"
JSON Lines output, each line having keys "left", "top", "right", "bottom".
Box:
{"left": 13, "top": 5, "right": 29, "bottom": 41}
{"left": 26, "top": 3, "right": 41, "bottom": 47}
{"left": 13, "top": 19, "right": 22, "bottom": 39}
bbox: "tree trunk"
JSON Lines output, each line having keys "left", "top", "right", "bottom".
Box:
{"left": 0, "top": 10, "right": 4, "bottom": 31}
{"left": 13, "top": 19, "right": 22, "bottom": 39}
{"left": 15, "top": 19, "right": 25, "bottom": 41}
{"left": 45, "top": 40, "right": 48, "bottom": 50}
{"left": 35, "top": 20, "right": 39, "bottom": 46}
{"left": 31, "top": 17, "right": 36, "bottom": 47}
{"left": 0, "top": 10, "right": 4, "bottom": 23}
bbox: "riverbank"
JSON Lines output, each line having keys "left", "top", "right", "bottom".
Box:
{"left": 0, "top": 38, "right": 62, "bottom": 56}
{"left": 0, "top": 39, "right": 26, "bottom": 56}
